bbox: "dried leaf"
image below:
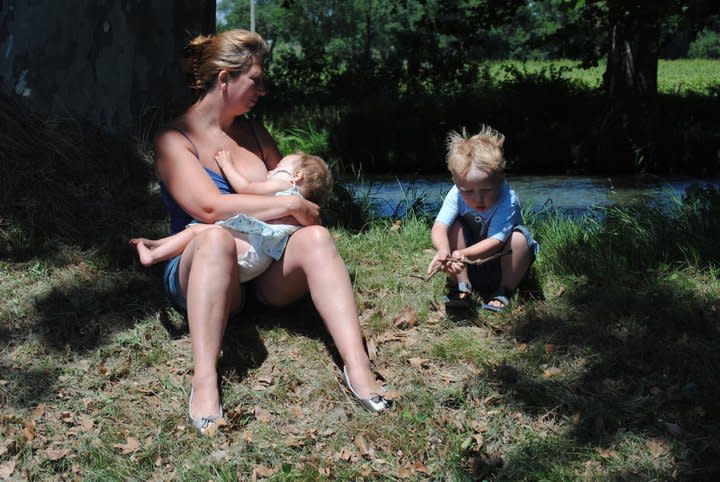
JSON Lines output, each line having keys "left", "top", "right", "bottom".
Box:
{"left": 366, "top": 337, "right": 378, "bottom": 362}
{"left": 647, "top": 438, "right": 669, "bottom": 457}
{"left": 393, "top": 306, "right": 417, "bottom": 329}
{"left": 78, "top": 417, "right": 94, "bottom": 432}
{"left": 397, "top": 466, "right": 414, "bottom": 478}
{"left": 389, "top": 220, "right": 402, "bottom": 232}
{"left": 202, "top": 417, "right": 226, "bottom": 437}
{"left": 517, "top": 343, "right": 529, "bottom": 352}
{"left": 22, "top": 420, "right": 35, "bottom": 441}
{"left": 354, "top": 434, "right": 370, "bottom": 458}
{"left": 31, "top": 404, "right": 46, "bottom": 419}
{"left": 113, "top": 436, "right": 140, "bottom": 454}
{"left": 413, "top": 461, "right": 431, "bottom": 475}
{"left": 0, "top": 460, "right": 16, "bottom": 478}
{"left": 383, "top": 390, "right": 401, "bottom": 401}
{"left": 543, "top": 366, "right": 563, "bottom": 378}
{"left": 253, "top": 465, "right": 277, "bottom": 478}
{"left": 45, "top": 447, "right": 71, "bottom": 461}
{"left": 254, "top": 408, "right": 272, "bottom": 423}
{"left": 242, "top": 430, "right": 253, "bottom": 443}
{"left": 408, "top": 357, "right": 429, "bottom": 369}
{"left": 338, "top": 447, "right": 354, "bottom": 461}
{"left": 555, "top": 286, "right": 566, "bottom": 297}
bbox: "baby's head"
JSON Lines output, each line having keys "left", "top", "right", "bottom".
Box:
{"left": 272, "top": 151, "right": 333, "bottom": 205}
{"left": 446, "top": 125, "right": 506, "bottom": 211}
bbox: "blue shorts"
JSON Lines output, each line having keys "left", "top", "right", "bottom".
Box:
{"left": 162, "top": 255, "right": 187, "bottom": 311}
{"left": 459, "top": 222, "right": 537, "bottom": 294}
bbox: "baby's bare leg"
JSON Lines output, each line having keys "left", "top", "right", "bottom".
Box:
{"left": 130, "top": 224, "right": 217, "bottom": 267}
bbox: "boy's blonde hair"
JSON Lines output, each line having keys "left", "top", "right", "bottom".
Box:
{"left": 295, "top": 152, "right": 333, "bottom": 206}
{"left": 446, "top": 125, "right": 506, "bottom": 179}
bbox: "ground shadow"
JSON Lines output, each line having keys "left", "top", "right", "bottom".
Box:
{"left": 480, "top": 271, "right": 720, "bottom": 479}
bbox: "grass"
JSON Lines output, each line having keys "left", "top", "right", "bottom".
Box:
{"left": 2, "top": 94, "right": 720, "bottom": 480}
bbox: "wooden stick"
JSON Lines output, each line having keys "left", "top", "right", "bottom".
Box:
{"left": 417, "top": 249, "right": 513, "bottom": 281}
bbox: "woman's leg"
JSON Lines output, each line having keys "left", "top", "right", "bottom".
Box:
{"left": 178, "top": 226, "right": 245, "bottom": 418}
{"left": 254, "top": 226, "right": 383, "bottom": 398}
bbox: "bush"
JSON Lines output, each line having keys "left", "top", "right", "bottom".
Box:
{"left": 688, "top": 29, "right": 720, "bottom": 59}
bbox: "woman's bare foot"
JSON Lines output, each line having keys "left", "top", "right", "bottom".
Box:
{"left": 190, "top": 374, "right": 222, "bottom": 419}
{"left": 345, "top": 362, "right": 384, "bottom": 399}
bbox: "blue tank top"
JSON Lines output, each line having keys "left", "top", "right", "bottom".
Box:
{"left": 160, "top": 123, "right": 264, "bottom": 234}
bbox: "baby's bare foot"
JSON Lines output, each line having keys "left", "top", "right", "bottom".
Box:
{"left": 130, "top": 238, "right": 155, "bottom": 267}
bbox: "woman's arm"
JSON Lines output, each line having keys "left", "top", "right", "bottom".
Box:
{"left": 156, "top": 129, "right": 319, "bottom": 225}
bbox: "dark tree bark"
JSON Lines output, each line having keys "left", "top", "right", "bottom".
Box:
{"left": 600, "top": 4, "right": 660, "bottom": 172}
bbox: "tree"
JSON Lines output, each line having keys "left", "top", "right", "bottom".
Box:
{"left": 543, "top": 0, "right": 720, "bottom": 171}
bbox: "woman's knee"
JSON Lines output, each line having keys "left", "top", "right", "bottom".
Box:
{"left": 193, "top": 226, "right": 238, "bottom": 258}
{"left": 290, "top": 225, "right": 335, "bottom": 251}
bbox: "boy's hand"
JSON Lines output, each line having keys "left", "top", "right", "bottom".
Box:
{"left": 427, "top": 250, "right": 450, "bottom": 275}
{"left": 447, "top": 250, "right": 467, "bottom": 274}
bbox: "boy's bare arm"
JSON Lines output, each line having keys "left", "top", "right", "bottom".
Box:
{"left": 455, "top": 237, "right": 502, "bottom": 261}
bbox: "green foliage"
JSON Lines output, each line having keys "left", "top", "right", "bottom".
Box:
{"left": 689, "top": 28, "right": 720, "bottom": 58}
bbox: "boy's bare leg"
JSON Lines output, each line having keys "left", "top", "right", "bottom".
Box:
{"left": 492, "top": 230, "right": 533, "bottom": 308}
{"left": 448, "top": 221, "right": 471, "bottom": 298}
{"left": 130, "top": 224, "right": 214, "bottom": 267}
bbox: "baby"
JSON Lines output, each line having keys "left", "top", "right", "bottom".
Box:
{"left": 131, "top": 150, "right": 332, "bottom": 282}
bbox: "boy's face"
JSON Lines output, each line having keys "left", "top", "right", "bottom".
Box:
{"left": 454, "top": 167, "right": 502, "bottom": 211}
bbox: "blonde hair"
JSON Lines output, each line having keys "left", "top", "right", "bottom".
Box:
{"left": 446, "top": 125, "right": 506, "bottom": 178}
{"left": 295, "top": 152, "right": 333, "bottom": 206}
{"left": 182, "top": 29, "right": 268, "bottom": 99}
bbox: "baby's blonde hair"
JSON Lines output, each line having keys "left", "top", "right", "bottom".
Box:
{"left": 446, "top": 125, "right": 506, "bottom": 178}
{"left": 295, "top": 152, "right": 333, "bottom": 206}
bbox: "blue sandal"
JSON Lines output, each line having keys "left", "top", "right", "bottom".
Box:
{"left": 444, "top": 281, "right": 473, "bottom": 310}
{"left": 482, "top": 289, "right": 512, "bottom": 313}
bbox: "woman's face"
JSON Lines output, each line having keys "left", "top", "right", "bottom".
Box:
{"left": 227, "top": 56, "right": 266, "bottom": 113}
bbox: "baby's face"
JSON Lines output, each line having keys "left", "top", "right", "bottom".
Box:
{"left": 454, "top": 166, "right": 502, "bottom": 211}
{"left": 270, "top": 154, "right": 301, "bottom": 175}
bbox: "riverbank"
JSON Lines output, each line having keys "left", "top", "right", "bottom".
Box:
{"left": 1, "top": 186, "right": 719, "bottom": 479}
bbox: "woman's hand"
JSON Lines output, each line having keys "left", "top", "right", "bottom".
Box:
{"left": 284, "top": 196, "right": 321, "bottom": 226}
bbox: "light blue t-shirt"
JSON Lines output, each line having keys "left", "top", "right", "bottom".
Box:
{"left": 435, "top": 180, "right": 528, "bottom": 246}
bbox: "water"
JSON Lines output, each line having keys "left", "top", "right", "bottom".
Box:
{"left": 343, "top": 175, "right": 720, "bottom": 217}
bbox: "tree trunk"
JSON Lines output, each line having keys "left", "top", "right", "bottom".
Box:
{"left": 600, "top": 10, "right": 659, "bottom": 172}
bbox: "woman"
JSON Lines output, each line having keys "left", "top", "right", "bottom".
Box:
{"left": 155, "top": 29, "right": 389, "bottom": 435}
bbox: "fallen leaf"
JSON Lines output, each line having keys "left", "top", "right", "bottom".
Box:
{"left": 253, "top": 465, "right": 277, "bottom": 478}
{"left": 414, "top": 461, "right": 431, "bottom": 475}
{"left": 389, "top": 220, "right": 401, "bottom": 232}
{"left": 338, "top": 447, "right": 354, "bottom": 461}
{"left": 202, "top": 417, "right": 226, "bottom": 437}
{"left": 366, "top": 337, "right": 378, "bottom": 362}
{"left": 555, "top": 286, "right": 566, "bottom": 297}
{"left": 517, "top": 343, "right": 529, "bottom": 352}
{"left": 78, "top": 417, "right": 94, "bottom": 432}
{"left": 0, "top": 460, "right": 15, "bottom": 478}
{"left": 31, "top": 404, "right": 46, "bottom": 419}
{"left": 354, "top": 434, "right": 370, "bottom": 458}
{"left": 254, "top": 408, "right": 271, "bottom": 423}
{"left": 393, "top": 306, "right": 417, "bottom": 329}
{"left": 22, "top": 420, "right": 35, "bottom": 441}
{"left": 407, "top": 357, "right": 429, "bottom": 369}
{"left": 397, "top": 466, "right": 414, "bottom": 478}
{"left": 45, "top": 447, "right": 71, "bottom": 461}
{"left": 647, "top": 438, "right": 669, "bottom": 457}
{"left": 596, "top": 447, "right": 617, "bottom": 459}
{"left": 543, "top": 366, "right": 563, "bottom": 378}
{"left": 113, "top": 436, "right": 140, "bottom": 454}
{"left": 242, "top": 430, "right": 253, "bottom": 443}
{"left": 383, "top": 390, "right": 401, "bottom": 401}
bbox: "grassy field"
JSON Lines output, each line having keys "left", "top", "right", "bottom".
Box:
{"left": 481, "top": 59, "right": 720, "bottom": 96}
{"left": 2, "top": 185, "right": 720, "bottom": 480}
{"left": 1, "top": 71, "right": 719, "bottom": 479}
